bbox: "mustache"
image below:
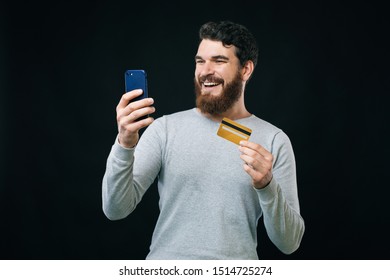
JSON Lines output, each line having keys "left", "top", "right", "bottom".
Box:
{"left": 199, "top": 74, "right": 224, "bottom": 84}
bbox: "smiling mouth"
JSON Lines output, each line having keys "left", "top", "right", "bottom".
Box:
{"left": 203, "top": 82, "right": 221, "bottom": 87}
{"left": 200, "top": 80, "right": 222, "bottom": 95}
{"left": 199, "top": 75, "right": 224, "bottom": 93}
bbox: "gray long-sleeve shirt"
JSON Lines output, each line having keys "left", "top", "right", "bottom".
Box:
{"left": 102, "top": 108, "right": 305, "bottom": 259}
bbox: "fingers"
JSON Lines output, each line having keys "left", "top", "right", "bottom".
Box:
{"left": 117, "top": 90, "right": 154, "bottom": 117}
{"left": 117, "top": 89, "right": 144, "bottom": 110}
{"left": 116, "top": 89, "right": 154, "bottom": 122}
{"left": 239, "top": 141, "right": 273, "bottom": 161}
{"left": 239, "top": 140, "right": 273, "bottom": 189}
{"left": 115, "top": 89, "right": 155, "bottom": 148}
{"left": 121, "top": 116, "right": 155, "bottom": 134}
{"left": 119, "top": 105, "right": 156, "bottom": 124}
{"left": 242, "top": 163, "right": 265, "bottom": 182}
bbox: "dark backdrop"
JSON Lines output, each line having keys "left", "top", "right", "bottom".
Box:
{"left": 1, "top": 0, "right": 389, "bottom": 259}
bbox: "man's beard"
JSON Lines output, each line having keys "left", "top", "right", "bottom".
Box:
{"left": 194, "top": 71, "right": 243, "bottom": 115}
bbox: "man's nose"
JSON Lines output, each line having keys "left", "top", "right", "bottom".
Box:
{"left": 199, "top": 61, "right": 215, "bottom": 76}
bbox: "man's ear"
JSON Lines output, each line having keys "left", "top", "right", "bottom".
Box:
{"left": 241, "top": 60, "right": 255, "bottom": 82}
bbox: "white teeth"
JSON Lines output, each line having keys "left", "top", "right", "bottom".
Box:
{"left": 204, "top": 82, "right": 219, "bottom": 86}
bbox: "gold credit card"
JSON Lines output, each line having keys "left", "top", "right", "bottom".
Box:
{"left": 217, "top": 117, "right": 252, "bottom": 145}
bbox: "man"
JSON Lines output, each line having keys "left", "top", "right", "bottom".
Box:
{"left": 102, "top": 21, "right": 305, "bottom": 259}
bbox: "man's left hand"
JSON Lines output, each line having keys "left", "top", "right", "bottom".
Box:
{"left": 239, "top": 141, "right": 273, "bottom": 189}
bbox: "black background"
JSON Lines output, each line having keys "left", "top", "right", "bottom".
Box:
{"left": 1, "top": 0, "right": 389, "bottom": 259}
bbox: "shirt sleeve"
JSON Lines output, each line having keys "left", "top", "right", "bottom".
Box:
{"left": 102, "top": 118, "right": 165, "bottom": 220}
{"left": 255, "top": 131, "right": 305, "bottom": 254}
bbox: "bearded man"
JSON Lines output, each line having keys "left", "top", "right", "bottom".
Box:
{"left": 102, "top": 21, "right": 305, "bottom": 260}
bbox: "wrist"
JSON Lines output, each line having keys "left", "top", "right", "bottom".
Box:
{"left": 118, "top": 134, "right": 138, "bottom": 149}
{"left": 253, "top": 175, "right": 273, "bottom": 189}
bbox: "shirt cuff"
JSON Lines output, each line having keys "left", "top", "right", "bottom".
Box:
{"left": 111, "top": 135, "right": 135, "bottom": 162}
{"left": 254, "top": 177, "right": 279, "bottom": 204}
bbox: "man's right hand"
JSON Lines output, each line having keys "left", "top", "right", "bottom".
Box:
{"left": 116, "top": 89, "right": 155, "bottom": 148}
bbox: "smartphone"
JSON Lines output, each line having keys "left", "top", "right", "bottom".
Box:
{"left": 124, "top": 69, "right": 148, "bottom": 101}
{"left": 124, "top": 69, "right": 149, "bottom": 120}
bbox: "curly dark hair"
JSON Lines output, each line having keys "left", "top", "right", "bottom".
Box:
{"left": 199, "top": 21, "right": 259, "bottom": 68}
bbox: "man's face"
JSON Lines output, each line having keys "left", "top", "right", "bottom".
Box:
{"left": 194, "top": 39, "right": 244, "bottom": 115}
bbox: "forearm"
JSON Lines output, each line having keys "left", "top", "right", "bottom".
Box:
{"left": 256, "top": 178, "right": 305, "bottom": 254}
{"left": 102, "top": 117, "right": 164, "bottom": 221}
{"left": 102, "top": 138, "right": 140, "bottom": 220}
